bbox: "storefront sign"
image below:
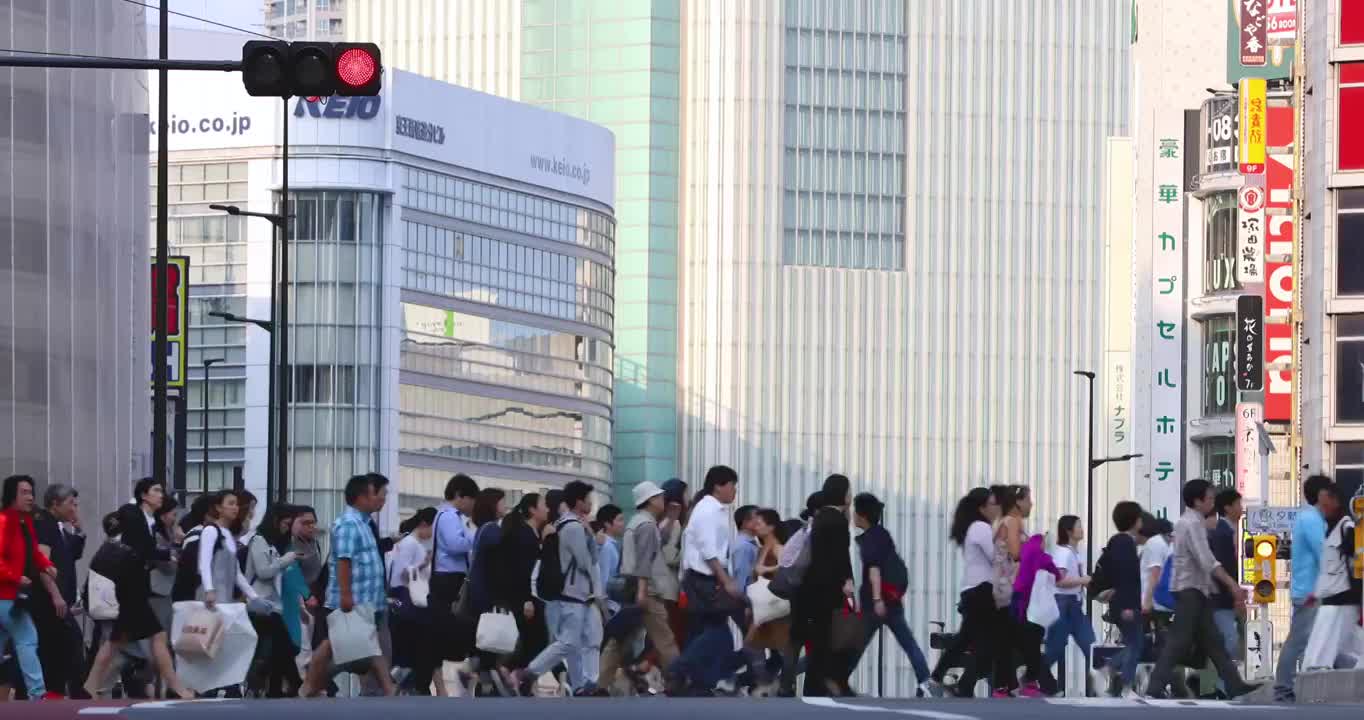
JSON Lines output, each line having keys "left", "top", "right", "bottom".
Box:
{"left": 1236, "top": 403, "right": 1264, "bottom": 497}
{"left": 1264, "top": 104, "right": 1295, "bottom": 422}
{"left": 1237, "top": 294, "right": 1264, "bottom": 392}
{"left": 1150, "top": 129, "right": 1184, "bottom": 520}
{"left": 1238, "top": 182, "right": 1265, "bottom": 284}
{"left": 1239, "top": 78, "right": 1267, "bottom": 175}
{"left": 1205, "top": 96, "right": 1238, "bottom": 174}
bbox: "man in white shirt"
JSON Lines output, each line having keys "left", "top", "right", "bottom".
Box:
{"left": 668, "top": 466, "right": 741, "bottom": 696}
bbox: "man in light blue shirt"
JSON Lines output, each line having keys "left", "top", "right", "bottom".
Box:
{"left": 597, "top": 505, "right": 625, "bottom": 616}
{"left": 418, "top": 473, "right": 478, "bottom": 695}
{"left": 1273, "top": 475, "right": 1332, "bottom": 702}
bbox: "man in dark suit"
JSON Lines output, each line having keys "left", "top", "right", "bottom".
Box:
{"left": 31, "top": 483, "right": 89, "bottom": 699}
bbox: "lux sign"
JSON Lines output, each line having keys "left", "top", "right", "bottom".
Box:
{"left": 293, "top": 96, "right": 382, "bottom": 119}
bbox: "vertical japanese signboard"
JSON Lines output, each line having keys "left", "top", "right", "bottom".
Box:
{"left": 1203, "top": 95, "right": 1238, "bottom": 175}
{"left": 1237, "top": 294, "right": 1264, "bottom": 391}
{"left": 1238, "top": 184, "right": 1266, "bottom": 284}
{"left": 1239, "top": 78, "right": 1267, "bottom": 175}
{"left": 150, "top": 256, "right": 189, "bottom": 389}
{"left": 1150, "top": 130, "right": 1184, "bottom": 520}
{"left": 1264, "top": 102, "right": 1296, "bottom": 422}
{"left": 1228, "top": 0, "right": 1295, "bottom": 82}
{"left": 1236, "top": 402, "right": 1264, "bottom": 499}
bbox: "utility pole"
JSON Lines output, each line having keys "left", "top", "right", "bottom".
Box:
{"left": 153, "top": 1, "right": 170, "bottom": 494}
{"left": 201, "top": 358, "right": 224, "bottom": 493}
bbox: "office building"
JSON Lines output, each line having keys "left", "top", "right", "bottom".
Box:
{"left": 265, "top": 0, "right": 346, "bottom": 41}
{"left": 152, "top": 62, "right": 615, "bottom": 527}
{"left": 0, "top": 0, "right": 150, "bottom": 530}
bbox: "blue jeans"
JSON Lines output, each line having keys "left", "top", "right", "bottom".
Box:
{"left": 0, "top": 600, "right": 45, "bottom": 698}
{"left": 1273, "top": 601, "right": 1316, "bottom": 700}
{"left": 1107, "top": 617, "right": 1144, "bottom": 686}
{"left": 527, "top": 601, "right": 601, "bottom": 692}
{"left": 848, "top": 604, "right": 930, "bottom": 683}
{"left": 1211, "top": 608, "right": 1239, "bottom": 693}
{"left": 1044, "top": 595, "right": 1095, "bottom": 668}
{"left": 670, "top": 572, "right": 741, "bottom": 692}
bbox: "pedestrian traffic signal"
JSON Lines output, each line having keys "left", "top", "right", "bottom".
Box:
{"left": 1251, "top": 534, "right": 1277, "bottom": 604}
{"left": 1353, "top": 497, "right": 1364, "bottom": 580}
{"left": 241, "top": 41, "right": 382, "bottom": 98}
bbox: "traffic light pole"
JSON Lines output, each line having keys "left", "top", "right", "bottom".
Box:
{"left": 153, "top": 4, "right": 169, "bottom": 497}
{"left": 275, "top": 99, "right": 291, "bottom": 505}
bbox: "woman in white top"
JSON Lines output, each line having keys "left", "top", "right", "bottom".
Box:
{"left": 929, "top": 487, "right": 1001, "bottom": 698}
{"left": 198, "top": 491, "right": 260, "bottom": 608}
{"left": 1043, "top": 515, "right": 1095, "bottom": 675}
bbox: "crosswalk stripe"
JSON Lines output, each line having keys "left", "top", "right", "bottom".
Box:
{"left": 801, "top": 696, "right": 980, "bottom": 720}
{"left": 1044, "top": 697, "right": 1274, "bottom": 710}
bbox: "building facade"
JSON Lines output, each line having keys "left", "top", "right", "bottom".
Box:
{"left": 152, "top": 65, "right": 615, "bottom": 526}
{"left": 265, "top": 0, "right": 346, "bottom": 41}
{"left": 0, "top": 0, "right": 150, "bottom": 530}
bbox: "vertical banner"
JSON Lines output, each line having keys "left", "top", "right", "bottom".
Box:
{"left": 1150, "top": 128, "right": 1184, "bottom": 520}
{"left": 1103, "top": 138, "right": 1135, "bottom": 508}
{"left": 1204, "top": 95, "right": 1238, "bottom": 174}
{"left": 1239, "top": 78, "right": 1267, "bottom": 175}
{"left": 1237, "top": 294, "right": 1265, "bottom": 392}
{"left": 1236, "top": 402, "right": 1264, "bottom": 499}
{"left": 150, "top": 256, "right": 190, "bottom": 389}
{"left": 1238, "top": 184, "right": 1266, "bottom": 284}
{"left": 1264, "top": 103, "right": 1296, "bottom": 421}
{"left": 1266, "top": 0, "right": 1298, "bottom": 46}
{"left": 1227, "top": 0, "right": 1294, "bottom": 82}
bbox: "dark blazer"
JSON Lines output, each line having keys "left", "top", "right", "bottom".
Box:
{"left": 115, "top": 503, "right": 168, "bottom": 569}
{"left": 32, "top": 510, "right": 85, "bottom": 604}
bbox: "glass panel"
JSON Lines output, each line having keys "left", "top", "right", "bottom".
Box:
{"left": 1202, "top": 315, "right": 1235, "bottom": 416}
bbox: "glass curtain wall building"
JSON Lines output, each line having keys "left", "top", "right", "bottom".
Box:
{"left": 154, "top": 65, "right": 614, "bottom": 526}
{"left": 1, "top": 0, "right": 149, "bottom": 530}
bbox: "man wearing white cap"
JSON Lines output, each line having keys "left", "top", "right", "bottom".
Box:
{"left": 596, "top": 481, "right": 678, "bottom": 693}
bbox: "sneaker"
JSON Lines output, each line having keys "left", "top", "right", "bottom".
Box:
{"left": 1121, "top": 688, "right": 1141, "bottom": 700}
{"left": 714, "top": 678, "right": 739, "bottom": 696}
{"left": 918, "top": 680, "right": 945, "bottom": 698}
{"left": 1018, "top": 682, "right": 1044, "bottom": 699}
{"left": 991, "top": 689, "right": 1013, "bottom": 699}
{"left": 1228, "top": 683, "right": 1262, "bottom": 700}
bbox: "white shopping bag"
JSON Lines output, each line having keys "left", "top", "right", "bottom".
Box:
{"left": 746, "top": 578, "right": 791, "bottom": 626}
{"left": 87, "top": 571, "right": 119, "bottom": 621}
{"left": 407, "top": 567, "right": 430, "bottom": 609}
{"left": 475, "top": 609, "right": 519, "bottom": 655}
{"left": 328, "top": 605, "right": 381, "bottom": 667}
{"left": 171, "top": 601, "right": 258, "bottom": 693}
{"left": 1026, "top": 570, "right": 1060, "bottom": 628}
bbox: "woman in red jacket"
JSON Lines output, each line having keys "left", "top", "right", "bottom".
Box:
{"left": 0, "top": 474, "right": 62, "bottom": 701}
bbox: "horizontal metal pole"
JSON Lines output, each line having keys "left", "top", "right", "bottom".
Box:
{"left": 0, "top": 55, "right": 241, "bottom": 72}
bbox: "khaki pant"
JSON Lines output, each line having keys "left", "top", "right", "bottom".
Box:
{"left": 599, "top": 596, "right": 678, "bottom": 691}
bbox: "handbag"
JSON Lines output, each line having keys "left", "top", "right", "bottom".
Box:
{"left": 173, "top": 605, "right": 226, "bottom": 660}
{"left": 1026, "top": 570, "right": 1060, "bottom": 628}
{"left": 747, "top": 577, "right": 791, "bottom": 626}
{"left": 768, "top": 537, "right": 811, "bottom": 599}
{"left": 830, "top": 601, "right": 864, "bottom": 652}
{"left": 475, "top": 608, "right": 520, "bottom": 655}
{"left": 87, "top": 570, "right": 120, "bottom": 621}
{"left": 328, "top": 605, "right": 381, "bottom": 666}
{"left": 407, "top": 566, "right": 430, "bottom": 609}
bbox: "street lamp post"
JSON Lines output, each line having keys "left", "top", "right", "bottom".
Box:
{"left": 209, "top": 309, "right": 275, "bottom": 500}
{"left": 201, "top": 358, "right": 224, "bottom": 494}
{"left": 1073, "top": 369, "right": 1142, "bottom": 696}
{"left": 210, "top": 196, "right": 291, "bottom": 506}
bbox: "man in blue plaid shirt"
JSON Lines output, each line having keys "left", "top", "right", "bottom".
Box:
{"left": 300, "top": 474, "right": 398, "bottom": 697}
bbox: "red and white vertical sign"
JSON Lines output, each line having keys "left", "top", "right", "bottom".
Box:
{"left": 1236, "top": 403, "right": 1264, "bottom": 500}
{"left": 1263, "top": 103, "right": 1295, "bottom": 422}
{"left": 1266, "top": 0, "right": 1298, "bottom": 46}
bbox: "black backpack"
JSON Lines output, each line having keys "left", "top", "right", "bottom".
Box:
{"left": 1087, "top": 543, "right": 1115, "bottom": 602}
{"left": 535, "top": 517, "right": 580, "bottom": 601}
{"left": 172, "top": 526, "right": 226, "bottom": 602}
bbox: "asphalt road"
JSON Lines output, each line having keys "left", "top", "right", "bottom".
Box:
{"left": 25, "top": 696, "right": 1364, "bottom": 720}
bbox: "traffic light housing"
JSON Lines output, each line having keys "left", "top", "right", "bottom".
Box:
{"left": 1251, "top": 534, "right": 1277, "bottom": 604}
{"left": 1353, "top": 497, "right": 1364, "bottom": 580}
{"left": 241, "top": 41, "right": 381, "bottom": 98}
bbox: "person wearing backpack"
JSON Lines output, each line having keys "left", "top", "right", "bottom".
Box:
{"left": 517, "top": 481, "right": 603, "bottom": 696}
{"left": 1096, "top": 501, "right": 1144, "bottom": 698}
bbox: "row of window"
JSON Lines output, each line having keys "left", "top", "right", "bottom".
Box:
{"left": 290, "top": 363, "right": 379, "bottom": 406}
{"left": 785, "top": 107, "right": 907, "bottom": 155}
{"left": 785, "top": 149, "right": 906, "bottom": 197}
{"left": 401, "top": 168, "right": 615, "bottom": 257}
{"left": 289, "top": 192, "right": 382, "bottom": 246}
{"left": 401, "top": 301, "right": 613, "bottom": 370}
{"left": 786, "top": 190, "right": 904, "bottom": 235}
{"left": 400, "top": 338, "right": 612, "bottom": 407}
{"left": 784, "top": 0, "right": 907, "bottom": 33}
{"left": 785, "top": 67, "right": 907, "bottom": 113}
{"left": 783, "top": 231, "right": 905, "bottom": 272}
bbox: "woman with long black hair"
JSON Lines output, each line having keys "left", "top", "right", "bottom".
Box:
{"left": 244, "top": 503, "right": 303, "bottom": 697}
{"left": 797, "top": 494, "right": 856, "bottom": 697}
{"left": 465, "top": 488, "right": 510, "bottom": 695}
{"left": 498, "top": 492, "right": 548, "bottom": 688}
{"left": 930, "top": 487, "right": 1000, "bottom": 697}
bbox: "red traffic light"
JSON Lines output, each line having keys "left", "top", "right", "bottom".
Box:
{"left": 333, "top": 43, "right": 381, "bottom": 96}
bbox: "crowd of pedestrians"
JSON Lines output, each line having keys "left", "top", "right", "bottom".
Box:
{"left": 0, "top": 467, "right": 1358, "bottom": 702}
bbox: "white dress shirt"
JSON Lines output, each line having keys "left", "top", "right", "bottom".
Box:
{"left": 681, "top": 495, "right": 733, "bottom": 577}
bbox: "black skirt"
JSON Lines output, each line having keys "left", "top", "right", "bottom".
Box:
{"left": 113, "top": 581, "right": 162, "bottom": 643}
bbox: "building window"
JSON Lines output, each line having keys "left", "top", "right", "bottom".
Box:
{"left": 1345, "top": 0, "right": 1364, "bottom": 45}
{"left": 1337, "top": 314, "right": 1364, "bottom": 422}
{"left": 1341, "top": 190, "right": 1364, "bottom": 295}
{"left": 1342, "top": 63, "right": 1364, "bottom": 171}
{"left": 1204, "top": 192, "right": 1239, "bottom": 292}
{"left": 1202, "top": 315, "right": 1235, "bottom": 416}
{"left": 1333, "top": 443, "right": 1364, "bottom": 499}
{"left": 1201, "top": 437, "right": 1236, "bottom": 490}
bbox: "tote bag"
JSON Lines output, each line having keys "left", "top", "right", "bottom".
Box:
{"left": 1026, "top": 570, "right": 1060, "bottom": 628}
{"left": 87, "top": 570, "right": 120, "bottom": 621}
{"left": 746, "top": 578, "right": 791, "bottom": 626}
{"left": 475, "top": 609, "right": 519, "bottom": 655}
{"left": 407, "top": 566, "right": 430, "bottom": 609}
{"left": 173, "top": 604, "right": 226, "bottom": 660}
{"left": 328, "top": 605, "right": 382, "bottom": 666}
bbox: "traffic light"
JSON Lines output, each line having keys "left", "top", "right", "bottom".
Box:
{"left": 241, "top": 41, "right": 381, "bottom": 98}
{"left": 1251, "top": 534, "right": 1277, "bottom": 604}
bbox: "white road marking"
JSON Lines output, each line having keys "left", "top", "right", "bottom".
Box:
{"left": 801, "top": 696, "right": 980, "bottom": 720}
{"left": 1044, "top": 697, "right": 1275, "bottom": 710}
{"left": 77, "top": 709, "right": 124, "bottom": 716}
{"left": 80, "top": 699, "right": 239, "bottom": 714}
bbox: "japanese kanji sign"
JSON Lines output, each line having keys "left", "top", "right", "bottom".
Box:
{"left": 1227, "top": 0, "right": 1294, "bottom": 82}
{"left": 1238, "top": 181, "right": 1266, "bottom": 284}
{"left": 1237, "top": 294, "right": 1264, "bottom": 392}
{"left": 1150, "top": 128, "right": 1184, "bottom": 520}
{"left": 1204, "top": 95, "right": 1238, "bottom": 174}
{"left": 1236, "top": 402, "right": 1264, "bottom": 498}
{"left": 1240, "top": 0, "right": 1268, "bottom": 67}
{"left": 1239, "top": 78, "right": 1267, "bottom": 175}
{"left": 1266, "top": 0, "right": 1297, "bottom": 46}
